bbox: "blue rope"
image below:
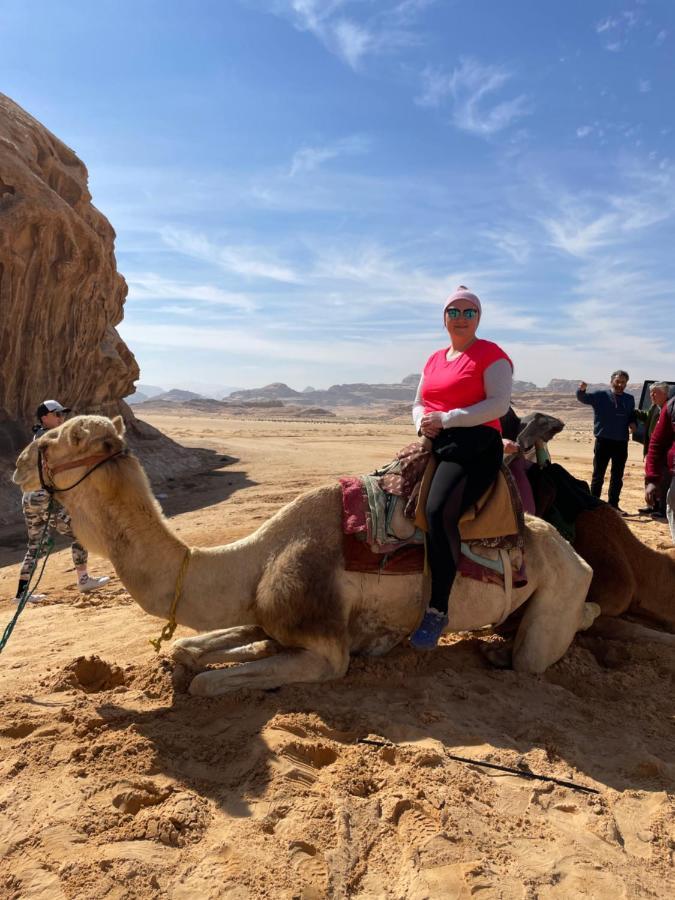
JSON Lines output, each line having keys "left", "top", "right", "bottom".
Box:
{"left": 0, "top": 500, "right": 56, "bottom": 654}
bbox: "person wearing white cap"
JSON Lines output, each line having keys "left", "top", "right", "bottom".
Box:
{"left": 14, "top": 400, "right": 110, "bottom": 603}
{"left": 409, "top": 287, "right": 513, "bottom": 649}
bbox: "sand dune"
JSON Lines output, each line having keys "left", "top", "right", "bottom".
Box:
{"left": 1, "top": 411, "right": 673, "bottom": 898}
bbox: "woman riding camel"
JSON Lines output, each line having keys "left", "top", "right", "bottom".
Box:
{"left": 410, "top": 286, "right": 513, "bottom": 649}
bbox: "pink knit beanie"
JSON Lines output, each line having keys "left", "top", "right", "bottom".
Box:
{"left": 443, "top": 285, "right": 482, "bottom": 319}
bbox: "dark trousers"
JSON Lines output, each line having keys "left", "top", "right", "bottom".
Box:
{"left": 591, "top": 437, "right": 628, "bottom": 507}
{"left": 427, "top": 426, "right": 503, "bottom": 614}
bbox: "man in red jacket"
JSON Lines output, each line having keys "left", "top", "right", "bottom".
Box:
{"left": 644, "top": 395, "right": 675, "bottom": 542}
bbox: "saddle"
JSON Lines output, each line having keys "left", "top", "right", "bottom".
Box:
{"left": 339, "top": 440, "right": 526, "bottom": 595}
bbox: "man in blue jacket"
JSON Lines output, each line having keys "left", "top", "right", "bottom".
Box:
{"left": 576, "top": 371, "right": 637, "bottom": 514}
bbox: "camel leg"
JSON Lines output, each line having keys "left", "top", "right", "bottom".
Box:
{"left": 188, "top": 643, "right": 349, "bottom": 696}
{"left": 171, "top": 625, "right": 270, "bottom": 670}
{"left": 512, "top": 569, "right": 593, "bottom": 674}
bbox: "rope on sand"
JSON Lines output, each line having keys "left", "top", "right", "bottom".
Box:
{"left": 356, "top": 738, "right": 600, "bottom": 795}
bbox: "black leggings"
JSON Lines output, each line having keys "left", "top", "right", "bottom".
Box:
{"left": 426, "top": 426, "right": 504, "bottom": 614}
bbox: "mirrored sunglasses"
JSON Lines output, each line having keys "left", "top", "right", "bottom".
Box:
{"left": 445, "top": 307, "right": 478, "bottom": 319}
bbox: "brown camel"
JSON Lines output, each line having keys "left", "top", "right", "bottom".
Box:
{"left": 13, "top": 415, "right": 599, "bottom": 695}
{"left": 573, "top": 504, "right": 675, "bottom": 631}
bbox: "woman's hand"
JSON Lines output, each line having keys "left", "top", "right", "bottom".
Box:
{"left": 420, "top": 412, "right": 444, "bottom": 438}
{"left": 502, "top": 439, "right": 519, "bottom": 455}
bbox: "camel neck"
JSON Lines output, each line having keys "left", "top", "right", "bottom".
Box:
{"left": 63, "top": 462, "right": 263, "bottom": 631}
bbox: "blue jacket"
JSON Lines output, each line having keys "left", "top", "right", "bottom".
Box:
{"left": 576, "top": 388, "right": 636, "bottom": 441}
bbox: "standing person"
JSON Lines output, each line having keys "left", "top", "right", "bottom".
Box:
{"left": 636, "top": 382, "right": 670, "bottom": 516}
{"left": 409, "top": 286, "right": 513, "bottom": 649}
{"left": 15, "top": 400, "right": 110, "bottom": 603}
{"left": 576, "top": 371, "right": 637, "bottom": 514}
{"left": 644, "top": 395, "right": 675, "bottom": 543}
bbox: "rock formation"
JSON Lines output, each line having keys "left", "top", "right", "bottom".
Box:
{"left": 0, "top": 94, "right": 221, "bottom": 531}
{"left": 0, "top": 93, "right": 138, "bottom": 450}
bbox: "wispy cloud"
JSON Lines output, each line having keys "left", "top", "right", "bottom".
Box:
{"left": 288, "top": 134, "right": 370, "bottom": 176}
{"left": 126, "top": 272, "right": 256, "bottom": 311}
{"left": 280, "top": 0, "right": 425, "bottom": 70}
{"left": 595, "top": 8, "right": 641, "bottom": 52}
{"left": 482, "top": 229, "right": 530, "bottom": 265}
{"left": 417, "top": 58, "right": 530, "bottom": 136}
{"left": 160, "top": 228, "right": 302, "bottom": 283}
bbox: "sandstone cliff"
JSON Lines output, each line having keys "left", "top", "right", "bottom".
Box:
{"left": 0, "top": 94, "right": 221, "bottom": 531}
{"left": 0, "top": 93, "right": 139, "bottom": 452}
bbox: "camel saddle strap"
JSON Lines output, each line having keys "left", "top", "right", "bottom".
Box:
{"left": 414, "top": 461, "right": 519, "bottom": 540}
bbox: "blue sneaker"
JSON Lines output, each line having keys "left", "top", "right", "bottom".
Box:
{"left": 409, "top": 608, "right": 449, "bottom": 650}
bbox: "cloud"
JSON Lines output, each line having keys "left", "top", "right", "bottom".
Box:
{"left": 595, "top": 8, "right": 642, "bottom": 51}
{"left": 280, "top": 0, "right": 425, "bottom": 69}
{"left": 638, "top": 79, "right": 651, "bottom": 93}
{"left": 160, "top": 228, "right": 302, "bottom": 283}
{"left": 482, "top": 229, "right": 530, "bottom": 265}
{"left": 288, "top": 134, "right": 370, "bottom": 177}
{"left": 126, "top": 272, "right": 256, "bottom": 311}
{"left": 417, "top": 58, "right": 530, "bottom": 136}
{"left": 576, "top": 125, "right": 593, "bottom": 138}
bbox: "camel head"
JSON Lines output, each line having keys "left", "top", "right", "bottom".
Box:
{"left": 13, "top": 415, "right": 127, "bottom": 493}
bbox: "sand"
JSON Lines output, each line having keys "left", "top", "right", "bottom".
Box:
{"left": 0, "top": 410, "right": 673, "bottom": 899}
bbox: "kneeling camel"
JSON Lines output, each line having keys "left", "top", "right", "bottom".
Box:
{"left": 13, "top": 415, "right": 597, "bottom": 696}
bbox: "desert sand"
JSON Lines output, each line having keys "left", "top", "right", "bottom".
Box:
{"left": 0, "top": 410, "right": 673, "bottom": 899}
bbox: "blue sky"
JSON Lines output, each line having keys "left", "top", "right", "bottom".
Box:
{"left": 2, "top": 0, "right": 674, "bottom": 393}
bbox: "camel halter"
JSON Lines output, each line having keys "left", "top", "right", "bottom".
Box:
{"left": 38, "top": 447, "right": 128, "bottom": 494}
{"left": 149, "top": 547, "right": 192, "bottom": 653}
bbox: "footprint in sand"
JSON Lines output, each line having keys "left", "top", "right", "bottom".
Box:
{"left": 125, "top": 791, "right": 210, "bottom": 848}
{"left": 289, "top": 840, "right": 329, "bottom": 899}
{"left": 277, "top": 741, "right": 339, "bottom": 787}
{"left": 391, "top": 799, "right": 459, "bottom": 869}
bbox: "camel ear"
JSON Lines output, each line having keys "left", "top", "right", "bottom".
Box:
{"left": 67, "top": 420, "right": 90, "bottom": 448}
{"left": 112, "top": 415, "right": 126, "bottom": 437}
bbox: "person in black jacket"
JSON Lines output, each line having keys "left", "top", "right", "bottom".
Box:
{"left": 576, "top": 371, "right": 637, "bottom": 514}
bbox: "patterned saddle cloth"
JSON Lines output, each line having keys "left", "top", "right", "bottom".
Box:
{"left": 339, "top": 441, "right": 527, "bottom": 589}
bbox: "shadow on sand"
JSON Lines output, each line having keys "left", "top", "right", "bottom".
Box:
{"left": 93, "top": 634, "right": 674, "bottom": 823}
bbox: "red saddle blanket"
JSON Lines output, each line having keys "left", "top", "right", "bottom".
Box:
{"left": 342, "top": 533, "right": 510, "bottom": 586}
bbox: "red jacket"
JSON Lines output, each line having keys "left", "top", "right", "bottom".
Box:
{"left": 645, "top": 397, "right": 675, "bottom": 483}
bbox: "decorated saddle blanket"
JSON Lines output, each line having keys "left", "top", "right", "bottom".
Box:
{"left": 339, "top": 442, "right": 526, "bottom": 587}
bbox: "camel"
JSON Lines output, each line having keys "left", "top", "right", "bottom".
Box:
{"left": 572, "top": 504, "right": 675, "bottom": 631}
{"left": 13, "top": 415, "right": 599, "bottom": 696}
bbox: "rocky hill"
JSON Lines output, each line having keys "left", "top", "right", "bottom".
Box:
{"left": 0, "top": 94, "right": 224, "bottom": 531}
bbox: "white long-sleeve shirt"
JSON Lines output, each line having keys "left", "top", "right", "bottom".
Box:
{"left": 412, "top": 357, "right": 513, "bottom": 432}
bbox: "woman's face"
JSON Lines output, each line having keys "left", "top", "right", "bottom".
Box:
{"left": 444, "top": 301, "right": 480, "bottom": 342}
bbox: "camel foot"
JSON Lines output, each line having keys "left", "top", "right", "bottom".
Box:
{"left": 171, "top": 646, "right": 206, "bottom": 673}
{"left": 579, "top": 602, "right": 601, "bottom": 632}
{"left": 170, "top": 626, "right": 275, "bottom": 672}
{"left": 480, "top": 640, "right": 513, "bottom": 669}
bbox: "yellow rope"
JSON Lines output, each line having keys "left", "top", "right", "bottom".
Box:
{"left": 149, "top": 547, "right": 192, "bottom": 653}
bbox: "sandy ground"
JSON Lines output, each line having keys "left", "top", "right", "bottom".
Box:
{"left": 0, "top": 410, "right": 673, "bottom": 899}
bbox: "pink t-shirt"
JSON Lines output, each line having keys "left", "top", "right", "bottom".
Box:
{"left": 421, "top": 339, "right": 513, "bottom": 432}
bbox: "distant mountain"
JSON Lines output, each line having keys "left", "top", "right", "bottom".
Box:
{"left": 228, "top": 383, "right": 302, "bottom": 401}
{"left": 155, "top": 389, "right": 204, "bottom": 402}
{"left": 125, "top": 391, "right": 149, "bottom": 406}
{"left": 513, "top": 380, "right": 538, "bottom": 392}
{"left": 230, "top": 379, "right": 417, "bottom": 407}
{"left": 135, "top": 383, "right": 165, "bottom": 398}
